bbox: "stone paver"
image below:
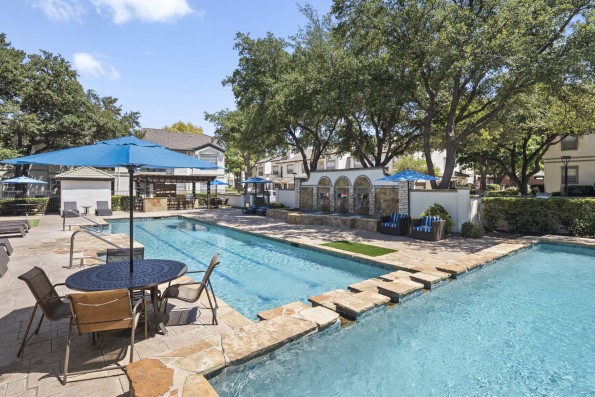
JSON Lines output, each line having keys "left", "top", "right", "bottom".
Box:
{"left": 293, "top": 306, "right": 340, "bottom": 330}
{"left": 127, "top": 358, "right": 174, "bottom": 397}
{"left": 377, "top": 279, "right": 424, "bottom": 302}
{"left": 333, "top": 292, "right": 390, "bottom": 319}
{"left": 182, "top": 374, "right": 219, "bottom": 397}
{"left": 308, "top": 289, "right": 353, "bottom": 312}
{"left": 257, "top": 301, "right": 310, "bottom": 321}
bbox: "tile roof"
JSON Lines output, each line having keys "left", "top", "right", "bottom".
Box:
{"left": 54, "top": 166, "right": 115, "bottom": 180}
{"left": 143, "top": 128, "right": 223, "bottom": 151}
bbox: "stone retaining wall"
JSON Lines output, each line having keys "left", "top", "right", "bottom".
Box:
{"left": 268, "top": 210, "right": 380, "bottom": 232}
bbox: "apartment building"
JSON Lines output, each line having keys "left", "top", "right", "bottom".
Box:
{"left": 543, "top": 134, "right": 595, "bottom": 194}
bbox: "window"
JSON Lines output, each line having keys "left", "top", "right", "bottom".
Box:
{"left": 317, "top": 160, "right": 325, "bottom": 170}
{"left": 273, "top": 165, "right": 279, "bottom": 176}
{"left": 346, "top": 157, "right": 351, "bottom": 169}
{"left": 561, "top": 136, "right": 578, "bottom": 151}
{"left": 200, "top": 153, "right": 218, "bottom": 165}
{"left": 301, "top": 164, "right": 305, "bottom": 174}
{"left": 258, "top": 167, "right": 264, "bottom": 176}
{"left": 287, "top": 164, "right": 294, "bottom": 174}
{"left": 561, "top": 166, "right": 578, "bottom": 184}
{"left": 326, "top": 160, "right": 336, "bottom": 170}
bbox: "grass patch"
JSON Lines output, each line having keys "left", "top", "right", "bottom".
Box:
{"left": 321, "top": 241, "right": 396, "bottom": 257}
{"left": 28, "top": 218, "right": 40, "bottom": 227}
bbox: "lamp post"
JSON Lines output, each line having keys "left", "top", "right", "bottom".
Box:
{"left": 561, "top": 155, "right": 571, "bottom": 196}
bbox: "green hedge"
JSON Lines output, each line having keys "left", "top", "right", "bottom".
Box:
{"left": 111, "top": 195, "right": 132, "bottom": 211}
{"left": 0, "top": 198, "right": 50, "bottom": 215}
{"left": 482, "top": 197, "right": 595, "bottom": 237}
{"left": 420, "top": 203, "right": 455, "bottom": 233}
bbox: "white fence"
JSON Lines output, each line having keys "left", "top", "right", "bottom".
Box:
{"left": 410, "top": 189, "right": 473, "bottom": 233}
{"left": 218, "top": 194, "right": 243, "bottom": 208}
{"left": 276, "top": 189, "right": 296, "bottom": 208}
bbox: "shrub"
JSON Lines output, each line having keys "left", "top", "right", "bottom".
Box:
{"left": 563, "top": 185, "right": 595, "bottom": 197}
{"left": 481, "top": 197, "right": 595, "bottom": 237}
{"left": 112, "top": 195, "right": 132, "bottom": 211}
{"left": 462, "top": 222, "right": 485, "bottom": 238}
{"left": 487, "top": 184, "right": 500, "bottom": 191}
{"left": 485, "top": 187, "right": 521, "bottom": 197}
{"left": 268, "top": 203, "right": 287, "bottom": 209}
{"left": 420, "top": 203, "right": 454, "bottom": 233}
{"left": 0, "top": 198, "right": 50, "bottom": 215}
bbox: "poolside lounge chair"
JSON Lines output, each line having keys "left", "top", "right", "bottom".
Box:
{"left": 17, "top": 267, "right": 72, "bottom": 357}
{"left": 62, "top": 201, "right": 80, "bottom": 218}
{"left": 0, "top": 238, "right": 13, "bottom": 256}
{"left": 410, "top": 216, "right": 446, "bottom": 241}
{"left": 95, "top": 201, "right": 113, "bottom": 216}
{"left": 378, "top": 213, "right": 410, "bottom": 236}
{"left": 0, "top": 247, "right": 9, "bottom": 277}
{"left": 62, "top": 289, "right": 142, "bottom": 384}
{"left": 0, "top": 223, "right": 26, "bottom": 237}
{"left": 159, "top": 254, "right": 220, "bottom": 325}
{"left": 0, "top": 219, "right": 31, "bottom": 231}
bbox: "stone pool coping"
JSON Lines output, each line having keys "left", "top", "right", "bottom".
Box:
{"left": 125, "top": 224, "right": 594, "bottom": 396}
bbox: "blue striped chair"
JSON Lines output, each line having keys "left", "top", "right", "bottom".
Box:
{"left": 410, "top": 215, "right": 446, "bottom": 241}
{"left": 378, "top": 213, "right": 410, "bottom": 236}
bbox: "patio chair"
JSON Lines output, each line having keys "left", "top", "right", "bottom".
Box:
{"left": 0, "top": 238, "right": 13, "bottom": 255}
{"left": 159, "top": 254, "right": 220, "bottom": 325}
{"left": 0, "top": 219, "right": 31, "bottom": 231}
{"left": 209, "top": 198, "right": 219, "bottom": 209}
{"left": 62, "top": 201, "right": 80, "bottom": 218}
{"left": 0, "top": 223, "right": 26, "bottom": 237}
{"left": 410, "top": 216, "right": 447, "bottom": 241}
{"left": 95, "top": 201, "right": 113, "bottom": 216}
{"left": 222, "top": 198, "right": 229, "bottom": 208}
{"left": 255, "top": 205, "right": 268, "bottom": 216}
{"left": 378, "top": 213, "right": 410, "bottom": 236}
{"left": 62, "top": 289, "right": 142, "bottom": 384}
{"left": 105, "top": 247, "right": 145, "bottom": 263}
{"left": 17, "top": 266, "right": 71, "bottom": 357}
{"left": 0, "top": 247, "right": 9, "bottom": 277}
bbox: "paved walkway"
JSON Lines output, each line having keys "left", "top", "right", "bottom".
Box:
{"left": 0, "top": 209, "right": 515, "bottom": 396}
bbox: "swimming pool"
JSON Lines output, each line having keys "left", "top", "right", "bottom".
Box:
{"left": 106, "top": 217, "right": 386, "bottom": 318}
{"left": 212, "top": 243, "right": 595, "bottom": 396}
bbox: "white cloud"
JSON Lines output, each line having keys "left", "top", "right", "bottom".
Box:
{"left": 73, "top": 52, "right": 121, "bottom": 80}
{"left": 90, "top": 0, "right": 195, "bottom": 24}
{"left": 32, "top": 0, "right": 86, "bottom": 22}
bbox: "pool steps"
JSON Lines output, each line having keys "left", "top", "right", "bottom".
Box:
{"left": 126, "top": 236, "right": 564, "bottom": 396}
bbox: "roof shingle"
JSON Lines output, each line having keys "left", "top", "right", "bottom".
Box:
{"left": 54, "top": 166, "right": 114, "bottom": 180}
{"left": 143, "top": 128, "right": 223, "bottom": 151}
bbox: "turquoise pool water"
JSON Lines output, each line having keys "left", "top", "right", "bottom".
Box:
{"left": 106, "top": 217, "right": 386, "bottom": 318}
{"left": 213, "top": 243, "right": 595, "bottom": 396}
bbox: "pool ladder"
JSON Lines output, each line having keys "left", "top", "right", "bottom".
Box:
{"left": 68, "top": 228, "right": 123, "bottom": 268}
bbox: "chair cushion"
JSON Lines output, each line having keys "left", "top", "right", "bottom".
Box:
{"left": 382, "top": 222, "right": 398, "bottom": 228}
{"left": 389, "top": 213, "right": 408, "bottom": 223}
{"left": 415, "top": 226, "right": 433, "bottom": 233}
{"left": 422, "top": 216, "right": 441, "bottom": 227}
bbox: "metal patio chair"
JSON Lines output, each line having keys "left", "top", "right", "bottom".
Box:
{"left": 95, "top": 201, "right": 113, "bottom": 216}
{"left": 17, "top": 266, "right": 71, "bottom": 357}
{"left": 159, "top": 254, "right": 220, "bottom": 325}
{"left": 62, "top": 289, "right": 142, "bottom": 384}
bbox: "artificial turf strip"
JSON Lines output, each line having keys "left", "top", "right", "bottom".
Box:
{"left": 321, "top": 241, "right": 396, "bottom": 257}
{"left": 28, "top": 219, "right": 40, "bottom": 227}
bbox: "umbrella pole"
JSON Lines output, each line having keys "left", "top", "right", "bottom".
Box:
{"left": 128, "top": 166, "right": 134, "bottom": 273}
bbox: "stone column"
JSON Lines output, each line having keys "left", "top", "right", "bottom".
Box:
{"left": 398, "top": 182, "right": 409, "bottom": 215}
{"left": 312, "top": 186, "right": 318, "bottom": 210}
{"left": 329, "top": 187, "right": 335, "bottom": 212}
{"left": 369, "top": 189, "right": 376, "bottom": 216}
{"left": 348, "top": 185, "right": 355, "bottom": 213}
{"left": 294, "top": 178, "right": 301, "bottom": 209}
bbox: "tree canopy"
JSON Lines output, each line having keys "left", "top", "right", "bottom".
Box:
{"left": 162, "top": 121, "right": 204, "bottom": 134}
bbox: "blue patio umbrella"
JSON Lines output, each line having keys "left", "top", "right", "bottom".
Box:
{"left": 209, "top": 179, "right": 229, "bottom": 186}
{"left": 3, "top": 135, "right": 221, "bottom": 271}
{"left": 376, "top": 169, "right": 440, "bottom": 216}
{"left": 0, "top": 176, "right": 47, "bottom": 184}
{"left": 240, "top": 177, "right": 271, "bottom": 206}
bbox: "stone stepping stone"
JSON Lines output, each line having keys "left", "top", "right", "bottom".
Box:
{"left": 410, "top": 266, "right": 451, "bottom": 280}
{"left": 435, "top": 264, "right": 467, "bottom": 278}
{"left": 308, "top": 289, "right": 353, "bottom": 312}
{"left": 379, "top": 270, "right": 443, "bottom": 289}
{"left": 347, "top": 278, "right": 384, "bottom": 293}
{"left": 377, "top": 279, "right": 424, "bottom": 302}
{"left": 183, "top": 374, "right": 219, "bottom": 397}
{"left": 333, "top": 292, "right": 390, "bottom": 320}
{"left": 378, "top": 270, "right": 416, "bottom": 282}
{"left": 257, "top": 301, "right": 310, "bottom": 321}
{"left": 293, "top": 306, "right": 340, "bottom": 330}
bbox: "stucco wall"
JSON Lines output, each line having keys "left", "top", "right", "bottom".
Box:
{"left": 60, "top": 180, "right": 112, "bottom": 214}
{"left": 276, "top": 189, "right": 297, "bottom": 208}
{"left": 409, "top": 189, "right": 471, "bottom": 232}
{"left": 543, "top": 134, "right": 595, "bottom": 193}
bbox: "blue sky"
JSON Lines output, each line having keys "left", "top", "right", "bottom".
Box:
{"left": 1, "top": 0, "right": 334, "bottom": 135}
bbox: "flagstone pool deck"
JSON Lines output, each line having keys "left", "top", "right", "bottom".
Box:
{"left": 1, "top": 209, "right": 593, "bottom": 397}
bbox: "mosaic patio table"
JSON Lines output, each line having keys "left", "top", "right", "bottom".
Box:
{"left": 66, "top": 259, "right": 187, "bottom": 335}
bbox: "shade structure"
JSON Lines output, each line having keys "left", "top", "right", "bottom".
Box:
{"left": 240, "top": 177, "right": 270, "bottom": 184}
{"left": 0, "top": 176, "right": 47, "bottom": 184}
{"left": 376, "top": 169, "right": 441, "bottom": 216}
{"left": 2, "top": 135, "right": 222, "bottom": 272}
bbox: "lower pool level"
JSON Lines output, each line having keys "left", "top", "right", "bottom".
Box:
{"left": 106, "top": 217, "right": 386, "bottom": 318}
{"left": 213, "top": 243, "right": 595, "bottom": 396}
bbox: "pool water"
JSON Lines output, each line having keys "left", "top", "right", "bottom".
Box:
{"left": 212, "top": 244, "right": 595, "bottom": 396}
{"left": 107, "top": 217, "right": 386, "bottom": 318}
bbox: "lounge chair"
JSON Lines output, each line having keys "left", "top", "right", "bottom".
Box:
{"left": 0, "top": 219, "right": 31, "bottom": 230}
{"left": 0, "top": 238, "right": 13, "bottom": 256}
{"left": 378, "top": 213, "right": 410, "bottom": 236}
{"left": 95, "top": 201, "right": 113, "bottom": 216}
{"left": 0, "top": 248, "right": 9, "bottom": 277}
{"left": 159, "top": 254, "right": 220, "bottom": 325}
{"left": 241, "top": 204, "right": 257, "bottom": 214}
{"left": 0, "top": 223, "right": 26, "bottom": 237}
{"left": 62, "top": 201, "right": 80, "bottom": 218}
{"left": 17, "top": 267, "right": 72, "bottom": 357}
{"left": 62, "top": 289, "right": 142, "bottom": 384}
{"left": 410, "top": 216, "right": 447, "bottom": 241}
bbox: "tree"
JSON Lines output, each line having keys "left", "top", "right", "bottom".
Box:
{"left": 162, "top": 121, "right": 203, "bottom": 134}
{"left": 392, "top": 155, "right": 440, "bottom": 175}
{"left": 332, "top": 0, "right": 595, "bottom": 188}
{"left": 0, "top": 35, "right": 140, "bottom": 175}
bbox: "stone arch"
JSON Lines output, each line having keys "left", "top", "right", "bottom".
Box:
{"left": 335, "top": 176, "right": 350, "bottom": 213}
{"left": 317, "top": 177, "right": 331, "bottom": 212}
{"left": 354, "top": 175, "right": 371, "bottom": 215}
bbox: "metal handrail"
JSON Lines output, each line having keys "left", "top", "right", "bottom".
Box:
{"left": 69, "top": 229, "right": 123, "bottom": 268}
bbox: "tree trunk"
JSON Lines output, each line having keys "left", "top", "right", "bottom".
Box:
{"left": 438, "top": 142, "right": 457, "bottom": 189}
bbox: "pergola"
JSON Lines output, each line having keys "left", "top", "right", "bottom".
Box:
{"left": 133, "top": 173, "right": 218, "bottom": 207}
